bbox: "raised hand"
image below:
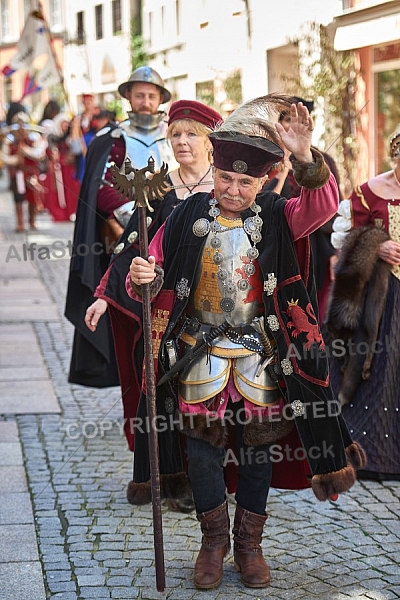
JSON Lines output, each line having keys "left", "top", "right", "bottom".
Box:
{"left": 275, "top": 102, "right": 313, "bottom": 163}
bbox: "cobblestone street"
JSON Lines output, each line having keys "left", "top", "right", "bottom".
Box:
{"left": 0, "top": 178, "right": 399, "bottom": 600}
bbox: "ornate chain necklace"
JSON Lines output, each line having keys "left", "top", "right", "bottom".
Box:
{"left": 192, "top": 196, "right": 263, "bottom": 313}
{"left": 178, "top": 165, "right": 212, "bottom": 196}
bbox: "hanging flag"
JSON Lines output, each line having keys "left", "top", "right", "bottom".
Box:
{"left": 20, "top": 72, "right": 42, "bottom": 98}
{"left": 1, "top": 9, "right": 62, "bottom": 93}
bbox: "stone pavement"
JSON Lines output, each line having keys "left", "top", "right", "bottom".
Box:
{"left": 0, "top": 176, "right": 399, "bottom": 600}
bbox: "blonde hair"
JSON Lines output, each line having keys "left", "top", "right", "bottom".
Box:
{"left": 167, "top": 118, "right": 213, "bottom": 163}
{"left": 167, "top": 118, "right": 212, "bottom": 139}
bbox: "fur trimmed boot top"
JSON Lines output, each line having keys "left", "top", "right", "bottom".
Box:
{"left": 233, "top": 504, "right": 270, "bottom": 588}
{"left": 194, "top": 500, "right": 230, "bottom": 590}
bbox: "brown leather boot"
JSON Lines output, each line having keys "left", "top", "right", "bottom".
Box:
{"left": 194, "top": 500, "right": 230, "bottom": 589}
{"left": 233, "top": 504, "right": 270, "bottom": 588}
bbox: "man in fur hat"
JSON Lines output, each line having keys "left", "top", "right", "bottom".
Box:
{"left": 65, "top": 66, "right": 176, "bottom": 388}
{"left": 128, "top": 96, "right": 367, "bottom": 590}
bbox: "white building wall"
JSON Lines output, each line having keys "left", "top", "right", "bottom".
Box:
{"left": 64, "top": 0, "right": 132, "bottom": 112}
{"left": 141, "top": 0, "right": 341, "bottom": 105}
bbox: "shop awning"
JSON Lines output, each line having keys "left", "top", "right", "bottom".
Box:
{"left": 334, "top": 12, "right": 400, "bottom": 51}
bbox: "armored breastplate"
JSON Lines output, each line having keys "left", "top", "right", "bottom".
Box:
{"left": 120, "top": 126, "right": 176, "bottom": 170}
{"left": 189, "top": 218, "right": 264, "bottom": 326}
{"left": 178, "top": 215, "right": 280, "bottom": 405}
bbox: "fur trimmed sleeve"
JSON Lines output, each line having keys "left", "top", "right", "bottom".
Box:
{"left": 291, "top": 147, "right": 330, "bottom": 190}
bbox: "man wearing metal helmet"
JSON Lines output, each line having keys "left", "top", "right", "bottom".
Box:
{"left": 1, "top": 102, "right": 47, "bottom": 232}
{"left": 65, "top": 66, "right": 175, "bottom": 388}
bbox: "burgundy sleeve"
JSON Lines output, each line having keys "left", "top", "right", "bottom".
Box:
{"left": 125, "top": 223, "right": 166, "bottom": 300}
{"left": 97, "top": 137, "right": 128, "bottom": 217}
{"left": 284, "top": 173, "right": 339, "bottom": 241}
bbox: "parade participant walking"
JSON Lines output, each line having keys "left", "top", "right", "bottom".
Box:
{"left": 74, "top": 93, "right": 98, "bottom": 181}
{"left": 1, "top": 102, "right": 47, "bottom": 232}
{"left": 84, "top": 100, "right": 222, "bottom": 512}
{"left": 65, "top": 66, "right": 175, "bottom": 388}
{"left": 327, "top": 128, "right": 400, "bottom": 481}
{"left": 45, "top": 112, "right": 80, "bottom": 222}
{"left": 39, "top": 100, "right": 61, "bottom": 134}
{"left": 128, "top": 95, "right": 367, "bottom": 590}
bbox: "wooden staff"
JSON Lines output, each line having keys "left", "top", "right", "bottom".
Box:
{"left": 138, "top": 204, "right": 165, "bottom": 592}
{"left": 111, "top": 156, "right": 169, "bottom": 592}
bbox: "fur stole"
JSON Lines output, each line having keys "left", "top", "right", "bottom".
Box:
{"left": 325, "top": 226, "right": 391, "bottom": 404}
{"left": 127, "top": 471, "right": 192, "bottom": 506}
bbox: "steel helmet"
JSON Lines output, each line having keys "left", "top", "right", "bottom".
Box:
{"left": 118, "top": 66, "right": 171, "bottom": 103}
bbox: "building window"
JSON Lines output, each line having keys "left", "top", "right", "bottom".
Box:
{"left": 175, "top": 0, "right": 180, "bottom": 36}
{"left": 4, "top": 76, "right": 13, "bottom": 105}
{"left": 95, "top": 4, "right": 103, "bottom": 40}
{"left": 49, "top": 0, "right": 62, "bottom": 30}
{"left": 112, "top": 0, "right": 122, "bottom": 34}
{"left": 77, "top": 11, "right": 85, "bottom": 43}
{"left": 0, "top": 0, "right": 10, "bottom": 40}
{"left": 375, "top": 67, "right": 400, "bottom": 173}
{"left": 161, "top": 5, "right": 165, "bottom": 36}
{"left": 196, "top": 81, "right": 214, "bottom": 105}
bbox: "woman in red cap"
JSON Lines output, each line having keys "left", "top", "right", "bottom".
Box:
{"left": 166, "top": 100, "right": 221, "bottom": 201}
{"left": 83, "top": 100, "right": 222, "bottom": 511}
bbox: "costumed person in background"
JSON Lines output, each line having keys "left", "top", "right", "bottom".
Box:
{"left": 39, "top": 100, "right": 61, "bottom": 134}
{"left": 80, "top": 93, "right": 98, "bottom": 134}
{"left": 1, "top": 102, "right": 47, "bottom": 232}
{"left": 91, "top": 109, "right": 116, "bottom": 134}
{"left": 128, "top": 95, "right": 367, "bottom": 590}
{"left": 265, "top": 96, "right": 341, "bottom": 320}
{"left": 326, "top": 128, "right": 400, "bottom": 482}
{"left": 45, "top": 112, "right": 81, "bottom": 222}
{"left": 74, "top": 93, "right": 99, "bottom": 181}
{"left": 65, "top": 66, "right": 176, "bottom": 388}
{"left": 84, "top": 100, "right": 222, "bottom": 513}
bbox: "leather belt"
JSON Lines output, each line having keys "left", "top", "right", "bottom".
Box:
{"left": 177, "top": 316, "right": 264, "bottom": 354}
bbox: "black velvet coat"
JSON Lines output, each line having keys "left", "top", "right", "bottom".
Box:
{"left": 130, "top": 191, "right": 366, "bottom": 502}
{"left": 65, "top": 128, "right": 120, "bottom": 387}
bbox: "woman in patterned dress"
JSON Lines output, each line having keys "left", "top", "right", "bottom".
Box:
{"left": 327, "top": 129, "right": 400, "bottom": 481}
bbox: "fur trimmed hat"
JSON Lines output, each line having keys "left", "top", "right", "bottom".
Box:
{"left": 210, "top": 131, "right": 284, "bottom": 177}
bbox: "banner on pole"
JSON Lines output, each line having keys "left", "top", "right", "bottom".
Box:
{"left": 1, "top": 10, "right": 62, "bottom": 97}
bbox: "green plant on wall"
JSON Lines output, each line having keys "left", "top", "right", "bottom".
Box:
{"left": 224, "top": 69, "right": 243, "bottom": 107}
{"left": 130, "top": 18, "right": 148, "bottom": 71}
{"left": 281, "top": 22, "right": 358, "bottom": 192}
{"left": 106, "top": 98, "right": 124, "bottom": 122}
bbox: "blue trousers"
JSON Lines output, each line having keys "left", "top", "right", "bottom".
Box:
{"left": 185, "top": 401, "right": 272, "bottom": 515}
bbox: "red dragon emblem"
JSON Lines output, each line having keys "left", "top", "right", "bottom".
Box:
{"left": 286, "top": 299, "right": 325, "bottom": 351}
